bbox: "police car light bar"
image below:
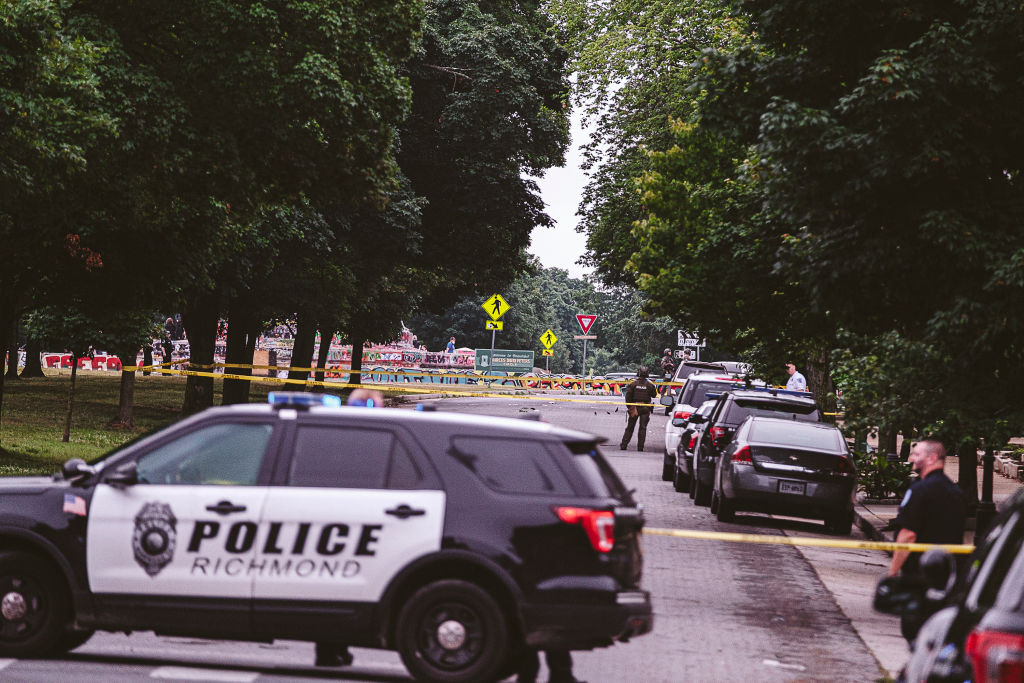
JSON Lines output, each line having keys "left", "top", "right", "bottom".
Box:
{"left": 268, "top": 392, "right": 342, "bottom": 408}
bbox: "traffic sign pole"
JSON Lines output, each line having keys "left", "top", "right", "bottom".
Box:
{"left": 582, "top": 338, "right": 587, "bottom": 382}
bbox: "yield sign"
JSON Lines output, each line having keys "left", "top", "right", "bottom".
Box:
{"left": 575, "top": 314, "right": 597, "bottom": 334}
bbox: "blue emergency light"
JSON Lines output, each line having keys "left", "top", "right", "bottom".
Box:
{"left": 267, "top": 392, "right": 342, "bottom": 408}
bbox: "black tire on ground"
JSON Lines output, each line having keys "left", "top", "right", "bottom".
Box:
{"left": 716, "top": 493, "right": 735, "bottom": 522}
{"left": 0, "top": 551, "right": 69, "bottom": 658}
{"left": 662, "top": 452, "right": 674, "bottom": 482}
{"left": 395, "top": 579, "right": 508, "bottom": 683}
{"left": 57, "top": 629, "right": 94, "bottom": 653}
{"left": 688, "top": 471, "right": 696, "bottom": 499}
{"left": 826, "top": 510, "right": 854, "bottom": 536}
{"left": 694, "top": 477, "right": 712, "bottom": 507}
{"left": 673, "top": 465, "right": 689, "bottom": 493}
{"left": 710, "top": 490, "right": 719, "bottom": 514}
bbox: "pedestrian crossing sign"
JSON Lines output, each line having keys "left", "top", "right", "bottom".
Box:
{"left": 482, "top": 294, "right": 510, "bottom": 321}
{"left": 540, "top": 329, "right": 557, "bottom": 349}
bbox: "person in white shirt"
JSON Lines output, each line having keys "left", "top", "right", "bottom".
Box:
{"left": 785, "top": 362, "right": 807, "bottom": 391}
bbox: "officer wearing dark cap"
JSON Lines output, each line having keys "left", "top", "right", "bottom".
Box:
{"left": 887, "top": 438, "right": 966, "bottom": 642}
{"left": 620, "top": 366, "right": 656, "bottom": 452}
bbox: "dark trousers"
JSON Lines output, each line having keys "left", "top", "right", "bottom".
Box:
{"left": 620, "top": 410, "right": 651, "bottom": 449}
{"left": 517, "top": 649, "right": 576, "bottom": 683}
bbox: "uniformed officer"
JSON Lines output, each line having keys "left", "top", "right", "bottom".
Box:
{"left": 887, "top": 439, "right": 966, "bottom": 642}
{"left": 620, "top": 367, "right": 656, "bottom": 452}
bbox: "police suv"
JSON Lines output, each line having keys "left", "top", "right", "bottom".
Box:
{"left": 0, "top": 393, "right": 652, "bottom": 682}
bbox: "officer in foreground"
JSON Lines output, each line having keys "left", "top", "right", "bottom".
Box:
{"left": 887, "top": 439, "right": 967, "bottom": 642}
{"left": 620, "top": 366, "right": 656, "bottom": 451}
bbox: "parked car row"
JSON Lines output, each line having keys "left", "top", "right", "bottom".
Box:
{"left": 660, "top": 371, "right": 857, "bottom": 535}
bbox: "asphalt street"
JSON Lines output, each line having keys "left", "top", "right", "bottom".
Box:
{"left": 0, "top": 393, "right": 901, "bottom": 682}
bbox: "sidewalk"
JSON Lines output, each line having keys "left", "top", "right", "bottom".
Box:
{"left": 855, "top": 455, "right": 1024, "bottom": 545}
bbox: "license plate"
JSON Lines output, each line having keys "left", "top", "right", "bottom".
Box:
{"left": 778, "top": 480, "right": 806, "bottom": 495}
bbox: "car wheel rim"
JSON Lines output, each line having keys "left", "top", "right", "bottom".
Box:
{"left": 417, "top": 601, "right": 483, "bottom": 670}
{"left": 0, "top": 575, "right": 47, "bottom": 642}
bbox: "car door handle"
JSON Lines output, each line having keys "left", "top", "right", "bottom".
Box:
{"left": 206, "top": 500, "right": 247, "bottom": 515}
{"left": 385, "top": 504, "right": 426, "bottom": 519}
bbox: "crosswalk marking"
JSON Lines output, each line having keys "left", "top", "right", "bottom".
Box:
{"left": 150, "top": 666, "right": 258, "bottom": 681}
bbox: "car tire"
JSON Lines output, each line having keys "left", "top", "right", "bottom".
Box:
{"left": 688, "top": 472, "right": 696, "bottom": 499}
{"left": 57, "top": 628, "right": 94, "bottom": 653}
{"left": 0, "top": 551, "right": 69, "bottom": 658}
{"left": 826, "top": 510, "right": 854, "bottom": 536}
{"left": 716, "top": 493, "right": 735, "bottom": 522}
{"left": 710, "top": 490, "right": 719, "bottom": 514}
{"left": 673, "top": 465, "right": 690, "bottom": 493}
{"left": 395, "top": 579, "right": 508, "bottom": 683}
{"left": 662, "top": 452, "right": 674, "bottom": 482}
{"left": 694, "top": 477, "right": 712, "bottom": 507}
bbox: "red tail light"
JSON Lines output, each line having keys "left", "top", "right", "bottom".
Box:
{"left": 673, "top": 410, "right": 692, "bottom": 421}
{"left": 732, "top": 445, "right": 752, "bottom": 463}
{"left": 554, "top": 507, "right": 615, "bottom": 553}
{"left": 688, "top": 434, "right": 698, "bottom": 450}
{"left": 836, "top": 456, "right": 855, "bottom": 475}
{"left": 966, "top": 629, "right": 1024, "bottom": 683}
{"left": 710, "top": 426, "right": 726, "bottom": 446}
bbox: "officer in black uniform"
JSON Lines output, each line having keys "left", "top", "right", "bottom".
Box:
{"left": 620, "top": 367, "right": 656, "bottom": 452}
{"left": 887, "top": 438, "right": 966, "bottom": 642}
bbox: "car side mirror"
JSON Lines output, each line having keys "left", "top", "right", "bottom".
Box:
{"left": 105, "top": 461, "right": 139, "bottom": 487}
{"left": 659, "top": 394, "right": 674, "bottom": 406}
{"left": 61, "top": 458, "right": 95, "bottom": 483}
{"left": 873, "top": 574, "right": 925, "bottom": 615}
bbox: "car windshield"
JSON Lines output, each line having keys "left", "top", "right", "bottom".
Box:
{"left": 748, "top": 421, "right": 843, "bottom": 451}
{"left": 681, "top": 380, "right": 740, "bottom": 406}
{"left": 733, "top": 399, "right": 820, "bottom": 421}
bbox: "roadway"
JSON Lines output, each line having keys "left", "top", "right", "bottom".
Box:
{"left": 1, "top": 394, "right": 905, "bottom": 681}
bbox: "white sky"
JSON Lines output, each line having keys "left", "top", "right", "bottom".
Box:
{"left": 528, "top": 108, "right": 593, "bottom": 279}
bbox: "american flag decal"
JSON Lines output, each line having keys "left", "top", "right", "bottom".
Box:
{"left": 63, "top": 494, "right": 87, "bottom": 516}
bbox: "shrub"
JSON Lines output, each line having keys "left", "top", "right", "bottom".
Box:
{"left": 852, "top": 451, "right": 913, "bottom": 500}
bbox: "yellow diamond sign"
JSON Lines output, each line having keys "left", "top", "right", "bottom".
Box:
{"left": 539, "top": 329, "right": 558, "bottom": 349}
{"left": 482, "top": 293, "right": 510, "bottom": 321}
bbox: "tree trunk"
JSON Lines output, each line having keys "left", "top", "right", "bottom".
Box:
{"left": 181, "top": 291, "right": 220, "bottom": 416}
{"left": 899, "top": 423, "right": 914, "bottom": 459}
{"left": 5, "top": 321, "right": 17, "bottom": 380}
{"left": 804, "top": 343, "right": 837, "bottom": 417}
{"left": 348, "top": 327, "right": 365, "bottom": 388}
{"left": 239, "top": 314, "right": 260, "bottom": 403}
{"left": 63, "top": 356, "right": 78, "bottom": 442}
{"left": 223, "top": 298, "right": 256, "bottom": 405}
{"left": 142, "top": 343, "right": 153, "bottom": 376}
{"left": 111, "top": 344, "right": 139, "bottom": 428}
{"left": 312, "top": 322, "right": 335, "bottom": 391}
{"left": 957, "top": 440, "right": 979, "bottom": 514}
{"left": 21, "top": 337, "right": 44, "bottom": 378}
{"left": 0, "top": 303, "right": 16, "bottom": 446}
{"left": 287, "top": 312, "right": 317, "bottom": 383}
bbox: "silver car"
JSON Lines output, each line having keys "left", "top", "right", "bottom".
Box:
{"left": 711, "top": 417, "right": 856, "bottom": 534}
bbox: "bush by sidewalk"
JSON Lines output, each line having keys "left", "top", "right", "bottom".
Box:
{"left": 853, "top": 451, "right": 913, "bottom": 500}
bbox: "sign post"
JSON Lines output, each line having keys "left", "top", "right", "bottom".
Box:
{"left": 483, "top": 294, "right": 511, "bottom": 360}
{"left": 575, "top": 315, "right": 597, "bottom": 380}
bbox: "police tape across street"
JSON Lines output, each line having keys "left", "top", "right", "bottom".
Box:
{"left": 643, "top": 526, "right": 975, "bottom": 554}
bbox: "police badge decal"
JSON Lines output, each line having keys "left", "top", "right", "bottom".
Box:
{"left": 133, "top": 502, "right": 177, "bottom": 577}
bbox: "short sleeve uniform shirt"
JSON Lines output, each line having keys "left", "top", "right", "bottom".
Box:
{"left": 893, "top": 469, "right": 966, "bottom": 575}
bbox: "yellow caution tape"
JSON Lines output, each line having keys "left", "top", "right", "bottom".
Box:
{"left": 643, "top": 527, "right": 975, "bottom": 554}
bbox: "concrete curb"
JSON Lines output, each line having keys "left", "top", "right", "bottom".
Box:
{"left": 854, "top": 509, "right": 888, "bottom": 543}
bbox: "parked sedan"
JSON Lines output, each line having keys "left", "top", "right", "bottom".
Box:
{"left": 711, "top": 417, "right": 856, "bottom": 534}
{"left": 663, "top": 399, "right": 716, "bottom": 488}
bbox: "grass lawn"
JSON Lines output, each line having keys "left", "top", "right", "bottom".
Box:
{"left": 0, "top": 370, "right": 280, "bottom": 476}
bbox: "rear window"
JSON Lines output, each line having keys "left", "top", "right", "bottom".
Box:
{"left": 449, "top": 437, "right": 573, "bottom": 495}
{"left": 748, "top": 421, "right": 843, "bottom": 451}
{"left": 565, "top": 442, "right": 633, "bottom": 503}
{"left": 725, "top": 399, "right": 820, "bottom": 424}
{"left": 680, "top": 380, "right": 741, "bottom": 407}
